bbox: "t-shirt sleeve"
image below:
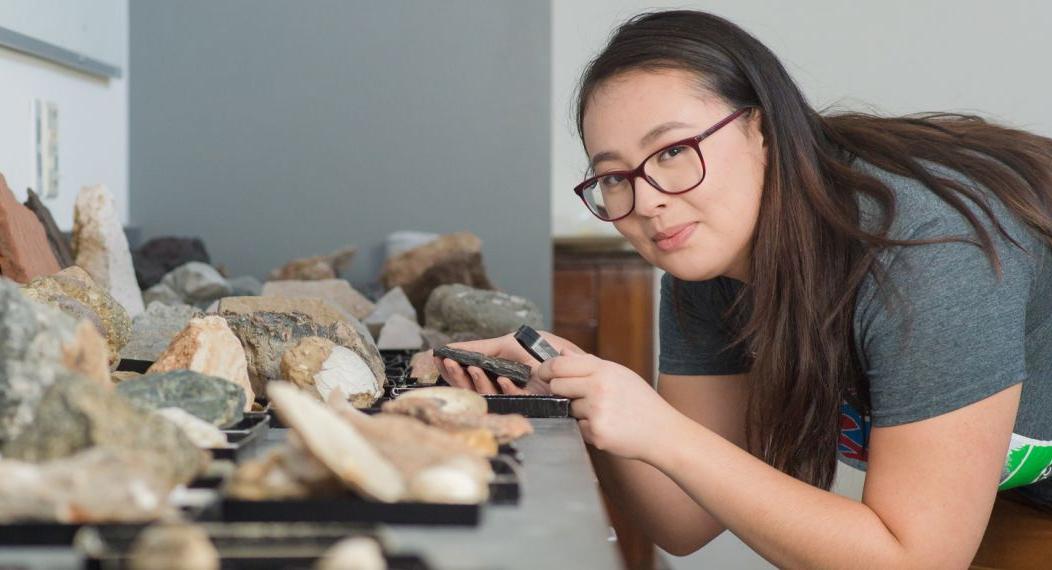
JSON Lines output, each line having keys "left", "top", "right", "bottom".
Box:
{"left": 855, "top": 215, "right": 1033, "bottom": 428}
{"left": 658, "top": 272, "right": 750, "bottom": 376}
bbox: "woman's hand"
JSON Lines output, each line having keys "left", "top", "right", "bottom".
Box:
{"left": 435, "top": 331, "right": 584, "bottom": 395}
{"left": 538, "top": 353, "right": 682, "bottom": 462}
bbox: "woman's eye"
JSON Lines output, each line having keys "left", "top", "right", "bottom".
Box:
{"left": 600, "top": 174, "right": 625, "bottom": 187}
{"left": 659, "top": 145, "right": 687, "bottom": 161}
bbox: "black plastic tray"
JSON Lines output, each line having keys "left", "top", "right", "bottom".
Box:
{"left": 210, "top": 413, "right": 271, "bottom": 462}
{"left": 484, "top": 394, "right": 571, "bottom": 418}
{"left": 77, "top": 522, "right": 431, "bottom": 570}
{"left": 115, "top": 358, "right": 153, "bottom": 373}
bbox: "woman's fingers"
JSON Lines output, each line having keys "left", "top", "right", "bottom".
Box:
{"left": 549, "top": 376, "right": 591, "bottom": 399}
{"left": 437, "top": 357, "right": 473, "bottom": 390}
{"left": 569, "top": 397, "right": 591, "bottom": 419}
{"left": 537, "top": 354, "right": 599, "bottom": 383}
{"left": 467, "top": 366, "right": 499, "bottom": 395}
{"left": 496, "top": 377, "right": 529, "bottom": 395}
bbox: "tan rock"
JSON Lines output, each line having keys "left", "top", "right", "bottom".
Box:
{"left": 128, "top": 523, "right": 220, "bottom": 570}
{"left": 111, "top": 370, "right": 142, "bottom": 383}
{"left": 62, "top": 320, "right": 112, "bottom": 387}
{"left": 380, "top": 232, "right": 494, "bottom": 316}
{"left": 262, "top": 278, "right": 374, "bottom": 320}
{"left": 396, "top": 386, "right": 487, "bottom": 415}
{"left": 147, "top": 316, "right": 254, "bottom": 409}
{"left": 72, "top": 185, "right": 145, "bottom": 317}
{"left": 0, "top": 173, "right": 60, "bottom": 282}
{"left": 317, "top": 537, "right": 386, "bottom": 570}
{"left": 409, "top": 350, "right": 441, "bottom": 385}
{"left": 268, "top": 245, "right": 356, "bottom": 281}
{"left": 279, "top": 337, "right": 381, "bottom": 407}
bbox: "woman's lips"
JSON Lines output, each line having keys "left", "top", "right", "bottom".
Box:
{"left": 653, "top": 223, "right": 697, "bottom": 251}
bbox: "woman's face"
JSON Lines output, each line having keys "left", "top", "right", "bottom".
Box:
{"left": 581, "top": 69, "right": 766, "bottom": 282}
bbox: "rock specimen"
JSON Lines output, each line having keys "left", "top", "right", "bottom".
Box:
{"left": 219, "top": 296, "right": 384, "bottom": 400}
{"left": 143, "top": 282, "right": 184, "bottom": 306}
{"left": 268, "top": 382, "right": 405, "bottom": 502}
{"left": 227, "top": 275, "right": 263, "bottom": 296}
{"left": 72, "top": 185, "right": 145, "bottom": 316}
{"left": 380, "top": 232, "right": 495, "bottom": 316}
{"left": 3, "top": 371, "right": 206, "bottom": 486}
{"left": 121, "top": 301, "right": 204, "bottom": 362}
{"left": 262, "top": 278, "right": 374, "bottom": 320}
{"left": 132, "top": 236, "right": 210, "bottom": 290}
{"left": 317, "top": 537, "right": 387, "bottom": 570}
{"left": 383, "top": 397, "right": 533, "bottom": 445}
{"left": 117, "top": 370, "right": 246, "bottom": 428}
{"left": 127, "top": 523, "right": 220, "bottom": 570}
{"left": 409, "top": 350, "right": 441, "bottom": 385}
{"left": 377, "top": 314, "right": 424, "bottom": 350}
{"left": 146, "top": 316, "right": 255, "bottom": 408}
{"left": 23, "top": 188, "right": 74, "bottom": 268}
{"left": 280, "top": 336, "right": 383, "bottom": 407}
{"left": 0, "top": 174, "right": 60, "bottom": 282}
{"left": 0, "top": 277, "right": 111, "bottom": 444}
{"left": 386, "top": 230, "right": 439, "bottom": 260}
{"left": 0, "top": 447, "right": 175, "bottom": 523}
{"left": 111, "top": 370, "right": 142, "bottom": 383}
{"left": 363, "top": 286, "right": 417, "bottom": 337}
{"left": 268, "top": 245, "right": 357, "bottom": 281}
{"left": 161, "top": 261, "right": 232, "bottom": 306}
{"left": 227, "top": 434, "right": 344, "bottom": 500}
{"left": 425, "top": 284, "right": 543, "bottom": 339}
{"left": 22, "top": 265, "right": 132, "bottom": 367}
{"left": 156, "top": 407, "right": 229, "bottom": 449}
{"left": 394, "top": 386, "right": 488, "bottom": 415}
{"left": 419, "top": 328, "right": 452, "bottom": 350}
{"left": 433, "top": 345, "right": 531, "bottom": 387}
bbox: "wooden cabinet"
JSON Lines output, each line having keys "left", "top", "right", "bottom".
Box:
{"left": 552, "top": 237, "right": 656, "bottom": 570}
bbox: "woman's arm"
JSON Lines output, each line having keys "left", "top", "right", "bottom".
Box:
{"left": 544, "top": 354, "right": 1021, "bottom": 568}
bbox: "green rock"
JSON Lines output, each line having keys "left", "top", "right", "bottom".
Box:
{"left": 117, "top": 370, "right": 246, "bottom": 428}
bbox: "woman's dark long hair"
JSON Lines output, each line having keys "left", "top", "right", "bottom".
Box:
{"left": 576, "top": 10, "right": 1052, "bottom": 489}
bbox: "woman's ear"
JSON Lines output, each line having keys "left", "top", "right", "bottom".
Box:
{"left": 748, "top": 108, "right": 766, "bottom": 148}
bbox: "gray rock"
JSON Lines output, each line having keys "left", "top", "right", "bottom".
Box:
{"left": 143, "top": 282, "right": 183, "bottom": 306}
{"left": 364, "top": 287, "right": 417, "bottom": 337}
{"left": 121, "top": 302, "right": 204, "bottom": 362}
{"left": 385, "top": 230, "right": 439, "bottom": 260}
{"left": 228, "top": 275, "right": 263, "bottom": 296}
{"left": 377, "top": 313, "right": 424, "bottom": 350}
{"left": 424, "top": 284, "right": 543, "bottom": 338}
{"left": 419, "top": 328, "right": 452, "bottom": 350}
{"left": 3, "top": 371, "right": 207, "bottom": 486}
{"left": 117, "top": 370, "right": 246, "bottom": 428}
{"left": 433, "top": 346, "right": 531, "bottom": 387}
{"left": 162, "top": 261, "right": 232, "bottom": 305}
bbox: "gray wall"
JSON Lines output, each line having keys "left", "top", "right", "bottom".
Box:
{"left": 130, "top": 0, "right": 551, "bottom": 320}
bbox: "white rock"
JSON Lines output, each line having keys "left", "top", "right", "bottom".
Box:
{"left": 72, "top": 185, "right": 145, "bottom": 317}
{"left": 314, "top": 346, "right": 380, "bottom": 403}
{"left": 364, "top": 287, "right": 418, "bottom": 337}
{"left": 317, "top": 537, "right": 387, "bottom": 570}
{"left": 376, "top": 313, "right": 423, "bottom": 350}
{"left": 408, "top": 457, "right": 489, "bottom": 504}
{"left": 155, "top": 407, "right": 228, "bottom": 449}
{"left": 143, "top": 282, "right": 183, "bottom": 307}
{"left": 385, "top": 230, "right": 439, "bottom": 260}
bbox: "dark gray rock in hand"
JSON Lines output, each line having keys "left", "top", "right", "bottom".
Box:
{"left": 433, "top": 345, "right": 531, "bottom": 387}
{"left": 117, "top": 369, "right": 246, "bottom": 428}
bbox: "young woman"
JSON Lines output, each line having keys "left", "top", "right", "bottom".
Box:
{"left": 439, "top": 10, "right": 1052, "bottom": 568}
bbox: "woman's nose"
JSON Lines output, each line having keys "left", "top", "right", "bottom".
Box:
{"left": 632, "top": 176, "right": 669, "bottom": 217}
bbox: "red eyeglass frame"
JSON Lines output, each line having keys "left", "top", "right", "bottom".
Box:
{"left": 573, "top": 107, "right": 752, "bottom": 221}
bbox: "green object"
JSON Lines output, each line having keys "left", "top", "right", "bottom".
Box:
{"left": 118, "top": 370, "right": 245, "bottom": 428}
{"left": 999, "top": 433, "right": 1052, "bottom": 491}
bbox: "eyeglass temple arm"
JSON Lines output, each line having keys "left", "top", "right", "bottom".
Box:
{"left": 694, "top": 108, "right": 751, "bottom": 143}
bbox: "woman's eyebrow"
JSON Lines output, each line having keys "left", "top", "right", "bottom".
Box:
{"left": 640, "top": 121, "right": 694, "bottom": 148}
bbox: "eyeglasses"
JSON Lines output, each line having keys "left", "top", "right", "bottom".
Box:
{"left": 574, "top": 108, "right": 751, "bottom": 221}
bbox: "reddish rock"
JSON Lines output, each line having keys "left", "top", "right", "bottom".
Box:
{"left": 0, "top": 174, "right": 60, "bottom": 282}
{"left": 23, "top": 189, "right": 74, "bottom": 268}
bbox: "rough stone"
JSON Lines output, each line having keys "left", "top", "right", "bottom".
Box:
{"left": 23, "top": 188, "right": 74, "bottom": 268}
{"left": 146, "top": 316, "right": 255, "bottom": 408}
{"left": 219, "top": 296, "right": 384, "bottom": 400}
{"left": 72, "top": 185, "right": 145, "bottom": 317}
{"left": 227, "top": 275, "right": 263, "bottom": 296}
{"left": 377, "top": 313, "right": 424, "bottom": 351}
{"left": 0, "top": 174, "right": 60, "bottom": 282}
{"left": 262, "top": 278, "right": 374, "bottom": 320}
{"left": 121, "top": 302, "right": 203, "bottom": 362}
{"left": 0, "top": 447, "right": 175, "bottom": 523}
{"left": 385, "top": 230, "right": 439, "bottom": 260}
{"left": 128, "top": 523, "right": 220, "bottom": 570}
{"left": 425, "top": 284, "right": 543, "bottom": 339}
{"left": 409, "top": 350, "right": 441, "bottom": 385}
{"left": 432, "top": 345, "right": 531, "bottom": 386}
{"left": 132, "top": 237, "right": 211, "bottom": 290}
{"left": 111, "top": 370, "right": 142, "bottom": 383}
{"left": 380, "top": 232, "right": 495, "bottom": 316}
{"left": 161, "top": 261, "right": 232, "bottom": 305}
{"left": 279, "top": 337, "right": 384, "bottom": 407}
{"left": 226, "top": 436, "right": 343, "bottom": 500}
{"left": 3, "top": 371, "right": 207, "bottom": 486}
{"left": 155, "top": 407, "right": 229, "bottom": 449}
{"left": 117, "top": 369, "right": 246, "bottom": 428}
{"left": 267, "top": 245, "right": 357, "bottom": 281}
{"left": 143, "top": 282, "right": 184, "bottom": 306}
{"left": 0, "top": 278, "right": 111, "bottom": 444}
{"left": 419, "top": 328, "right": 452, "bottom": 350}
{"left": 22, "top": 266, "right": 132, "bottom": 367}
{"left": 317, "top": 537, "right": 386, "bottom": 570}
{"left": 363, "top": 286, "right": 417, "bottom": 337}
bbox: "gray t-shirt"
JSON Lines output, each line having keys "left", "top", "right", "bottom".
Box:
{"left": 658, "top": 160, "right": 1052, "bottom": 506}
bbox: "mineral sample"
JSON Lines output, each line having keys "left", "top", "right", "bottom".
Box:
{"left": 146, "top": 316, "right": 255, "bottom": 408}
{"left": 376, "top": 314, "right": 424, "bottom": 351}
{"left": 280, "top": 336, "right": 383, "bottom": 407}
{"left": 132, "top": 236, "right": 210, "bottom": 289}
{"left": 227, "top": 434, "right": 344, "bottom": 500}
{"left": 268, "top": 382, "right": 405, "bottom": 502}
{"left": 0, "top": 277, "right": 111, "bottom": 444}
{"left": 121, "top": 301, "right": 203, "bottom": 362}
{"left": 227, "top": 275, "right": 263, "bottom": 296}
{"left": 409, "top": 350, "right": 441, "bottom": 385}
{"left": 155, "top": 407, "right": 229, "bottom": 449}
{"left": 23, "top": 188, "right": 74, "bottom": 268}
{"left": 380, "top": 232, "right": 495, "bottom": 316}
{"left": 262, "top": 278, "right": 374, "bottom": 320}
{"left": 22, "top": 265, "right": 132, "bottom": 367}
{"left": 143, "top": 282, "right": 183, "bottom": 306}
{"left": 3, "top": 371, "right": 206, "bottom": 486}
{"left": 161, "top": 261, "right": 232, "bottom": 305}
{"left": 0, "top": 447, "right": 175, "bottom": 523}
{"left": 111, "top": 370, "right": 142, "bottom": 383}
{"left": 383, "top": 397, "right": 533, "bottom": 445}
{"left": 363, "top": 286, "right": 417, "bottom": 337}
{"left": 385, "top": 230, "right": 439, "bottom": 260}
{"left": 419, "top": 328, "right": 452, "bottom": 349}
{"left": 0, "top": 174, "right": 60, "bottom": 282}
{"left": 317, "top": 537, "right": 387, "bottom": 570}
{"left": 219, "top": 296, "right": 384, "bottom": 400}
{"left": 425, "top": 284, "right": 543, "bottom": 338}
{"left": 72, "top": 185, "right": 145, "bottom": 316}
{"left": 391, "top": 386, "right": 488, "bottom": 416}
{"left": 268, "top": 245, "right": 356, "bottom": 281}
{"left": 127, "top": 523, "right": 220, "bottom": 570}
{"left": 117, "top": 369, "right": 246, "bottom": 428}
{"left": 433, "top": 345, "right": 532, "bottom": 387}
